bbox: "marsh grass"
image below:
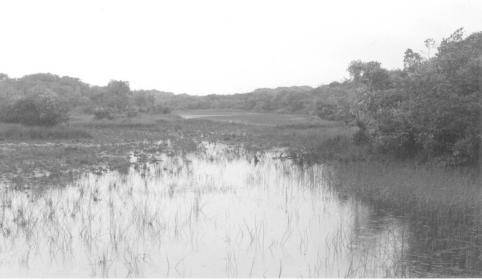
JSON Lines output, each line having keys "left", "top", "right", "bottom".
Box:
{"left": 0, "top": 111, "right": 355, "bottom": 187}
{"left": 0, "top": 123, "right": 91, "bottom": 140}
{"left": 1, "top": 110, "right": 479, "bottom": 276}
{"left": 0, "top": 142, "right": 478, "bottom": 277}
{"left": 325, "top": 161, "right": 482, "bottom": 276}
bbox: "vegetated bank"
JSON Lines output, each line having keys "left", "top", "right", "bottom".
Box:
{"left": 1, "top": 28, "right": 479, "bottom": 166}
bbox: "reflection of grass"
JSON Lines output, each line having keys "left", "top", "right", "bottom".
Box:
{"left": 326, "top": 161, "right": 482, "bottom": 276}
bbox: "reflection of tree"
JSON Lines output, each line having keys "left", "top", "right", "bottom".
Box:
{"left": 346, "top": 201, "right": 409, "bottom": 277}
{"left": 345, "top": 192, "right": 482, "bottom": 276}
{"left": 403, "top": 207, "right": 482, "bottom": 277}
{"left": 327, "top": 163, "right": 482, "bottom": 277}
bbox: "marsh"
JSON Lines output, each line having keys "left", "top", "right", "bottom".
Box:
{"left": 0, "top": 141, "right": 479, "bottom": 277}
{"left": 0, "top": 1, "right": 481, "bottom": 278}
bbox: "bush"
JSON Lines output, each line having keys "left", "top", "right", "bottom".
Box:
{"left": 93, "top": 107, "right": 114, "bottom": 120}
{"left": 315, "top": 102, "right": 337, "bottom": 120}
{"left": 153, "top": 104, "right": 171, "bottom": 114}
{"left": 352, "top": 127, "right": 370, "bottom": 145}
{"left": 0, "top": 99, "right": 15, "bottom": 122}
{"left": 450, "top": 134, "right": 480, "bottom": 166}
{"left": 1, "top": 92, "right": 69, "bottom": 126}
{"left": 126, "top": 107, "right": 139, "bottom": 118}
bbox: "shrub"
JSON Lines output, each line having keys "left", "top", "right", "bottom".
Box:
{"left": 315, "top": 102, "right": 337, "bottom": 120}
{"left": 450, "top": 134, "right": 480, "bottom": 166}
{"left": 0, "top": 99, "right": 15, "bottom": 122}
{"left": 154, "top": 104, "right": 171, "bottom": 114}
{"left": 93, "top": 107, "right": 114, "bottom": 120}
{"left": 126, "top": 107, "right": 138, "bottom": 118}
{"left": 1, "top": 92, "right": 69, "bottom": 126}
{"left": 352, "top": 127, "right": 370, "bottom": 145}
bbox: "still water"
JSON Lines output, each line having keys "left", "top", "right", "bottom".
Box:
{"left": 0, "top": 142, "right": 470, "bottom": 277}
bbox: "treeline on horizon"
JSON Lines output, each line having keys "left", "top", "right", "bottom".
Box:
{"left": 0, "top": 28, "right": 480, "bottom": 166}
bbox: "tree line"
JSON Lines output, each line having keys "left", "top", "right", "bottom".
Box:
{"left": 159, "top": 28, "right": 480, "bottom": 166}
{"left": 0, "top": 28, "right": 479, "bottom": 165}
{"left": 0, "top": 75, "right": 172, "bottom": 125}
{"left": 350, "top": 28, "right": 480, "bottom": 166}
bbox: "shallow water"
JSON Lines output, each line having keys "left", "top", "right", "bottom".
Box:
{"left": 0, "top": 142, "right": 477, "bottom": 277}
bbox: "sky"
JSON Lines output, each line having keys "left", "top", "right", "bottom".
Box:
{"left": 0, "top": 0, "right": 481, "bottom": 95}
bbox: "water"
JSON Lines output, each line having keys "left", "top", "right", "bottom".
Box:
{"left": 0, "top": 142, "right": 477, "bottom": 277}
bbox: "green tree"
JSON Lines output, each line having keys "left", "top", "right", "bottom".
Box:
{"left": 347, "top": 60, "right": 391, "bottom": 91}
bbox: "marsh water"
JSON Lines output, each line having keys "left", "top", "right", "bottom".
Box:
{"left": 0, "top": 142, "right": 479, "bottom": 277}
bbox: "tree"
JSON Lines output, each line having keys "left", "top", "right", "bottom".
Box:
{"left": 133, "top": 92, "right": 156, "bottom": 112}
{"left": 347, "top": 60, "right": 391, "bottom": 91}
{"left": 436, "top": 29, "right": 481, "bottom": 95}
{"left": 347, "top": 60, "right": 365, "bottom": 82}
{"left": 403, "top": 49, "right": 422, "bottom": 72}
{"left": 98, "top": 80, "right": 131, "bottom": 112}
{"left": 354, "top": 29, "right": 481, "bottom": 165}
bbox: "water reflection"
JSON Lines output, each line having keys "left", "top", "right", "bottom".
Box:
{"left": 0, "top": 142, "right": 412, "bottom": 277}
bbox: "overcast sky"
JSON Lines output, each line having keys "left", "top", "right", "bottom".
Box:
{"left": 0, "top": 0, "right": 481, "bottom": 95}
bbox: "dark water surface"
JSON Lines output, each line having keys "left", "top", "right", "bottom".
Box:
{"left": 0, "top": 142, "right": 479, "bottom": 277}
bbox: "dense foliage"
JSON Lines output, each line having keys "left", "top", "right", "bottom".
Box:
{"left": 0, "top": 89, "right": 69, "bottom": 126}
{"left": 0, "top": 76, "right": 172, "bottom": 123}
{"left": 150, "top": 84, "right": 359, "bottom": 118}
{"left": 353, "top": 29, "right": 481, "bottom": 165}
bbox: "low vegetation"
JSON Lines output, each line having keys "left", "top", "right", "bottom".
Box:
{"left": 0, "top": 123, "right": 91, "bottom": 140}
